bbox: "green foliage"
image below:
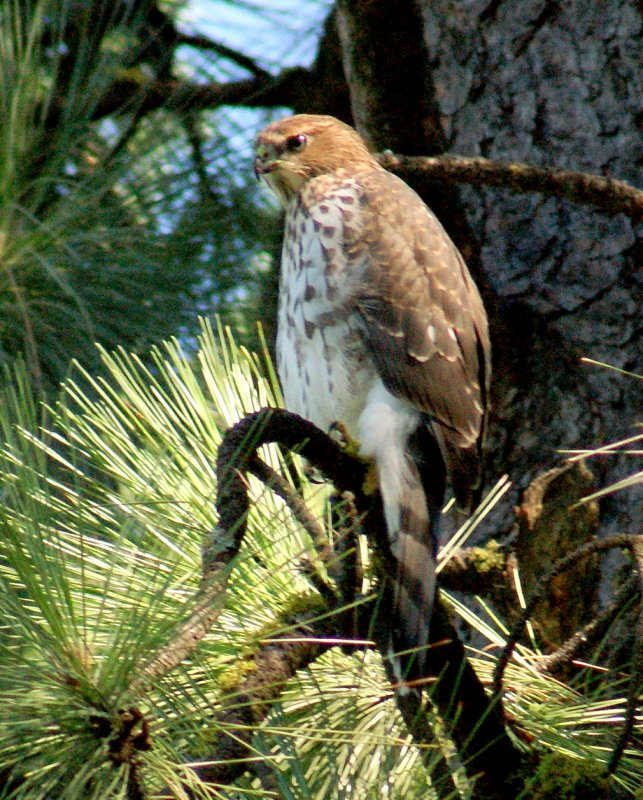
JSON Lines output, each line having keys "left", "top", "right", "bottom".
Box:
{"left": 0, "top": 322, "right": 640, "bottom": 798}
{"left": 0, "top": 0, "right": 279, "bottom": 393}
{"left": 0, "top": 321, "right": 314, "bottom": 797}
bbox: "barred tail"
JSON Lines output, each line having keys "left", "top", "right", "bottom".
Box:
{"left": 384, "top": 427, "right": 445, "bottom": 691}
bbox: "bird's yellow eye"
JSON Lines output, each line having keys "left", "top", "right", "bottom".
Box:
{"left": 286, "top": 134, "right": 307, "bottom": 152}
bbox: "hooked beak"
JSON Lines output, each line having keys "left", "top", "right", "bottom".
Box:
{"left": 255, "top": 155, "right": 279, "bottom": 178}
{"left": 254, "top": 143, "right": 280, "bottom": 179}
{"left": 254, "top": 156, "right": 276, "bottom": 179}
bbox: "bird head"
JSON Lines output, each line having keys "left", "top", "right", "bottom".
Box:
{"left": 253, "top": 114, "right": 376, "bottom": 207}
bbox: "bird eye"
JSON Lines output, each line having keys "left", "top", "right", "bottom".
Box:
{"left": 286, "top": 134, "right": 307, "bottom": 152}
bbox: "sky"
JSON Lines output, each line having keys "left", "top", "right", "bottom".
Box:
{"left": 179, "top": 0, "right": 332, "bottom": 71}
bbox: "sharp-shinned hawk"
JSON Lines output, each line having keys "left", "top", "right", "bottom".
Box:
{"left": 254, "top": 114, "right": 490, "bottom": 686}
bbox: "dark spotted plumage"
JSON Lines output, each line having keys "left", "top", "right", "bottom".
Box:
{"left": 254, "top": 115, "right": 490, "bottom": 687}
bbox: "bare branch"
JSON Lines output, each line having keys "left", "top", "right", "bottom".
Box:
{"left": 537, "top": 574, "right": 638, "bottom": 675}
{"left": 42, "top": 68, "right": 312, "bottom": 130}
{"left": 248, "top": 456, "right": 338, "bottom": 602}
{"left": 608, "top": 535, "right": 643, "bottom": 775}
{"left": 248, "top": 456, "right": 334, "bottom": 567}
{"left": 176, "top": 33, "right": 272, "bottom": 80}
{"left": 492, "top": 533, "right": 642, "bottom": 777}
{"left": 129, "top": 575, "right": 231, "bottom": 696}
{"left": 493, "top": 533, "right": 640, "bottom": 697}
{"left": 183, "top": 112, "right": 218, "bottom": 205}
{"left": 94, "top": 71, "right": 308, "bottom": 118}
{"left": 378, "top": 152, "right": 643, "bottom": 221}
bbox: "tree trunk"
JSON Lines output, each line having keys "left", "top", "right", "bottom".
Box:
{"left": 417, "top": 0, "right": 640, "bottom": 543}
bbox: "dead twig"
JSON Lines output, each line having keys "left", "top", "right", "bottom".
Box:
{"left": 537, "top": 574, "right": 638, "bottom": 675}
{"left": 608, "top": 536, "right": 643, "bottom": 775}
{"left": 492, "top": 533, "right": 642, "bottom": 776}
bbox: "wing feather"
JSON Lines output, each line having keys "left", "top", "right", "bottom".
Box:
{"left": 352, "top": 169, "right": 491, "bottom": 509}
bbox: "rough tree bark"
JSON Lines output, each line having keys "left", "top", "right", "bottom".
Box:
{"left": 417, "top": 0, "right": 640, "bottom": 543}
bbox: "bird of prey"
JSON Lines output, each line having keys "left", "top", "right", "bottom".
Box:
{"left": 254, "top": 114, "right": 490, "bottom": 685}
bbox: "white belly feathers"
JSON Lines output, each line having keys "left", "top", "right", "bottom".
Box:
{"left": 275, "top": 178, "right": 421, "bottom": 531}
{"left": 276, "top": 180, "right": 375, "bottom": 437}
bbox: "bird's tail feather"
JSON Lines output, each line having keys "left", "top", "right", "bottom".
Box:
{"left": 385, "top": 428, "right": 445, "bottom": 691}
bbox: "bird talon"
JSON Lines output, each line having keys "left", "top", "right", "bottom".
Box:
{"left": 327, "top": 422, "right": 378, "bottom": 493}
{"left": 328, "top": 421, "right": 359, "bottom": 455}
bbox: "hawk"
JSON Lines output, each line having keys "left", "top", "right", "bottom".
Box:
{"left": 254, "top": 114, "right": 490, "bottom": 685}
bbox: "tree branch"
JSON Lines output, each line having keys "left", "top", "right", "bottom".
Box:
{"left": 332, "top": 490, "right": 363, "bottom": 618}
{"left": 514, "top": 460, "right": 600, "bottom": 648}
{"left": 536, "top": 574, "right": 638, "bottom": 675}
{"left": 608, "top": 535, "right": 643, "bottom": 775}
{"left": 183, "top": 112, "right": 219, "bottom": 205}
{"left": 214, "top": 410, "right": 524, "bottom": 796}
{"left": 248, "top": 456, "right": 334, "bottom": 568}
{"left": 392, "top": 689, "right": 460, "bottom": 800}
{"left": 86, "top": 70, "right": 312, "bottom": 121}
{"left": 175, "top": 34, "right": 272, "bottom": 80}
{"left": 140, "top": 413, "right": 635, "bottom": 797}
{"left": 492, "top": 533, "right": 642, "bottom": 776}
{"left": 248, "top": 456, "right": 339, "bottom": 603}
{"left": 427, "top": 606, "right": 523, "bottom": 799}
{"left": 378, "top": 152, "right": 643, "bottom": 221}
{"left": 438, "top": 540, "right": 515, "bottom": 606}
{"left": 147, "top": 408, "right": 521, "bottom": 796}
{"left": 493, "top": 533, "right": 640, "bottom": 696}
{"left": 130, "top": 409, "right": 366, "bottom": 699}
{"left": 185, "top": 607, "right": 339, "bottom": 793}
{"left": 335, "top": 0, "right": 447, "bottom": 155}
{"left": 130, "top": 406, "right": 629, "bottom": 800}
